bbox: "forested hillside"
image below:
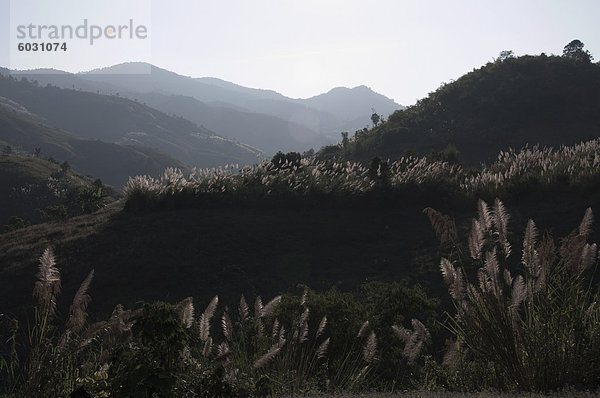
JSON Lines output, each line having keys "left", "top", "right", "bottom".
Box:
{"left": 320, "top": 53, "right": 600, "bottom": 165}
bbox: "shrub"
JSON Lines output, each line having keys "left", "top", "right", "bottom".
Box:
{"left": 428, "top": 199, "right": 600, "bottom": 391}
{"left": 3, "top": 216, "right": 28, "bottom": 232}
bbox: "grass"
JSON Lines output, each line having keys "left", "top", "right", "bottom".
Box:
{"left": 429, "top": 199, "right": 600, "bottom": 391}
{"left": 1, "top": 140, "right": 600, "bottom": 395}
{"left": 122, "top": 139, "right": 600, "bottom": 211}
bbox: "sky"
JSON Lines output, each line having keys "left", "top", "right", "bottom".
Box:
{"left": 1, "top": 0, "right": 599, "bottom": 106}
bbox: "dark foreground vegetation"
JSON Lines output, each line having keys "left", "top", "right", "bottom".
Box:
{"left": 2, "top": 137, "right": 600, "bottom": 396}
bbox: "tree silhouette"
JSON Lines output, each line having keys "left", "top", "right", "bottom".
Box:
{"left": 371, "top": 108, "right": 380, "bottom": 127}
{"left": 563, "top": 40, "right": 593, "bottom": 62}
{"left": 497, "top": 50, "right": 514, "bottom": 62}
{"left": 341, "top": 132, "right": 349, "bottom": 148}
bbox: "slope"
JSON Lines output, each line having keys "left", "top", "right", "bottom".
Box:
{"left": 0, "top": 73, "right": 261, "bottom": 168}
{"left": 0, "top": 152, "right": 120, "bottom": 227}
{"left": 321, "top": 55, "right": 600, "bottom": 165}
{"left": 0, "top": 105, "right": 188, "bottom": 186}
{"left": 79, "top": 63, "right": 402, "bottom": 137}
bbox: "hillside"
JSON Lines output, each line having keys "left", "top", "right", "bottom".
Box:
{"left": 81, "top": 63, "right": 402, "bottom": 132}
{"left": 2, "top": 137, "right": 600, "bottom": 318}
{"left": 0, "top": 152, "right": 120, "bottom": 228}
{"left": 319, "top": 54, "right": 600, "bottom": 165}
{"left": 6, "top": 64, "right": 403, "bottom": 155}
{"left": 0, "top": 106, "right": 188, "bottom": 186}
{"left": 77, "top": 63, "right": 402, "bottom": 143}
{"left": 2, "top": 133, "right": 600, "bottom": 397}
{"left": 0, "top": 73, "right": 261, "bottom": 168}
{"left": 3, "top": 183, "right": 597, "bottom": 319}
{"left": 125, "top": 92, "right": 331, "bottom": 154}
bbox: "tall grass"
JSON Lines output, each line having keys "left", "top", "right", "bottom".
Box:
{"left": 428, "top": 199, "right": 600, "bottom": 391}
{"left": 3, "top": 250, "right": 431, "bottom": 396}
{"left": 123, "top": 139, "right": 600, "bottom": 209}
{"left": 0, "top": 248, "right": 97, "bottom": 396}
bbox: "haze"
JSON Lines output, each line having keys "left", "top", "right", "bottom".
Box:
{"left": 1, "top": 0, "right": 599, "bottom": 105}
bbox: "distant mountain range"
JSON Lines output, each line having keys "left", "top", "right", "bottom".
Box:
{"left": 0, "top": 70, "right": 265, "bottom": 186}
{"left": 0, "top": 104, "right": 189, "bottom": 187}
{"left": 8, "top": 62, "right": 404, "bottom": 154}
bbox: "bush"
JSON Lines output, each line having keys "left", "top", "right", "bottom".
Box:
{"left": 428, "top": 199, "right": 600, "bottom": 391}
{"left": 3, "top": 216, "right": 28, "bottom": 232}
{"left": 42, "top": 204, "right": 68, "bottom": 222}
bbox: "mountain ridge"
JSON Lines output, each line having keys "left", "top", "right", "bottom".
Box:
{"left": 0, "top": 105, "right": 189, "bottom": 187}
{"left": 0, "top": 73, "right": 261, "bottom": 172}
{"left": 5, "top": 62, "right": 403, "bottom": 154}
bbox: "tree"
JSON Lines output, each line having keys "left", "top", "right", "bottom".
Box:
{"left": 2, "top": 145, "right": 12, "bottom": 155}
{"left": 302, "top": 148, "right": 315, "bottom": 158}
{"left": 497, "top": 50, "right": 514, "bottom": 62}
{"left": 562, "top": 39, "right": 593, "bottom": 62}
{"left": 60, "top": 161, "right": 71, "bottom": 174}
{"left": 77, "top": 180, "right": 105, "bottom": 214}
{"left": 4, "top": 216, "right": 28, "bottom": 232}
{"left": 42, "top": 205, "right": 68, "bottom": 222}
{"left": 370, "top": 109, "right": 380, "bottom": 127}
{"left": 341, "top": 132, "right": 349, "bottom": 148}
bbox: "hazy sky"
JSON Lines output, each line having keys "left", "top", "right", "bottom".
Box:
{"left": 1, "top": 0, "right": 599, "bottom": 105}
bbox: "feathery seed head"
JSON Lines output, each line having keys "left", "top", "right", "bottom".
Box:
{"left": 522, "top": 219, "right": 541, "bottom": 283}
{"left": 239, "top": 295, "right": 249, "bottom": 323}
{"left": 484, "top": 249, "right": 502, "bottom": 297}
{"left": 363, "top": 331, "right": 378, "bottom": 363}
{"left": 493, "top": 199, "right": 511, "bottom": 259}
{"left": 67, "top": 269, "right": 94, "bottom": 333}
{"left": 254, "top": 296, "right": 264, "bottom": 318}
{"left": 424, "top": 207, "right": 458, "bottom": 245}
{"left": 579, "top": 208, "right": 594, "bottom": 237}
{"left": 222, "top": 311, "right": 232, "bottom": 341}
{"left": 357, "top": 320, "right": 369, "bottom": 338}
{"left": 469, "top": 218, "right": 485, "bottom": 260}
{"left": 316, "top": 337, "right": 330, "bottom": 359}
{"left": 316, "top": 315, "right": 327, "bottom": 338}
{"left": 176, "top": 297, "right": 194, "bottom": 329}
{"left": 34, "top": 247, "right": 61, "bottom": 315}
{"left": 477, "top": 199, "right": 492, "bottom": 231}
{"left": 253, "top": 340, "right": 285, "bottom": 368}
{"left": 262, "top": 295, "right": 281, "bottom": 317}
{"left": 199, "top": 295, "right": 218, "bottom": 342}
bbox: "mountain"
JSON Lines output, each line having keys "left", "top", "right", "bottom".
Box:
{"left": 0, "top": 105, "right": 188, "bottom": 187}
{"left": 129, "top": 92, "right": 331, "bottom": 155}
{"left": 7, "top": 63, "right": 404, "bottom": 155}
{"left": 302, "top": 85, "right": 403, "bottom": 128}
{"left": 78, "top": 63, "right": 344, "bottom": 142}
{"left": 78, "top": 63, "right": 404, "bottom": 149}
{"left": 7, "top": 66, "right": 329, "bottom": 154}
{"left": 319, "top": 54, "right": 600, "bottom": 165}
{"left": 0, "top": 73, "right": 261, "bottom": 170}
